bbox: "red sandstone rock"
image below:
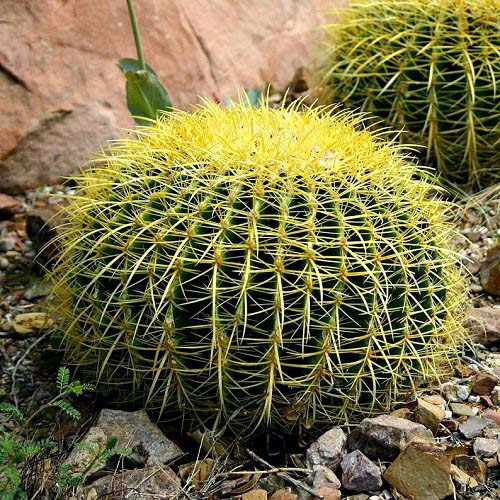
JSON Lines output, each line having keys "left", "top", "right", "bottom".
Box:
{"left": 0, "top": 0, "right": 346, "bottom": 192}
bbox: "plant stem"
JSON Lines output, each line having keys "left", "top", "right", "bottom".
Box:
{"left": 126, "top": 0, "right": 146, "bottom": 71}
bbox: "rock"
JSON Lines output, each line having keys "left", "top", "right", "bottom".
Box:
{"left": 421, "top": 395, "right": 446, "bottom": 406}
{"left": 314, "top": 486, "right": 341, "bottom": 500}
{"left": 451, "top": 464, "right": 479, "bottom": 490}
{"left": 415, "top": 398, "right": 445, "bottom": 434}
{"left": 341, "top": 450, "right": 382, "bottom": 493}
{"left": 459, "top": 417, "right": 494, "bottom": 439}
{"left": 480, "top": 244, "right": 500, "bottom": 296}
{"left": 0, "top": 257, "right": 9, "bottom": 270}
{"left": 306, "top": 427, "right": 347, "bottom": 470}
{"left": 347, "top": 415, "right": 434, "bottom": 461}
{"left": 0, "top": 0, "right": 347, "bottom": 192}
{"left": 63, "top": 427, "right": 108, "bottom": 476}
{"left": 454, "top": 455, "right": 488, "bottom": 483}
{"left": 470, "top": 283, "right": 484, "bottom": 293}
{"left": 0, "top": 238, "right": 16, "bottom": 252}
{"left": 270, "top": 490, "right": 298, "bottom": 500}
{"left": 95, "top": 409, "right": 183, "bottom": 466}
{"left": 483, "top": 408, "right": 500, "bottom": 425}
{"left": 441, "top": 418, "right": 460, "bottom": 432}
{"left": 441, "top": 382, "right": 471, "bottom": 402}
{"left": 1, "top": 103, "right": 118, "bottom": 192}
{"left": 450, "top": 402, "right": 477, "bottom": 417}
{"left": 85, "top": 465, "right": 180, "bottom": 499}
{"left": 310, "top": 465, "right": 341, "bottom": 490}
{"left": 11, "top": 312, "right": 54, "bottom": 335}
{"left": 383, "top": 441, "right": 453, "bottom": 500}
{"left": 0, "top": 193, "right": 20, "bottom": 219}
{"left": 465, "top": 307, "right": 500, "bottom": 345}
{"left": 242, "top": 490, "right": 268, "bottom": 500}
{"left": 473, "top": 437, "right": 499, "bottom": 458}
{"left": 472, "top": 372, "right": 497, "bottom": 395}
{"left": 491, "top": 386, "right": 500, "bottom": 406}
{"left": 389, "top": 407, "right": 413, "bottom": 420}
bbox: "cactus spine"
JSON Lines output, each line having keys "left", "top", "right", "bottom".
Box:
{"left": 49, "top": 101, "right": 466, "bottom": 432}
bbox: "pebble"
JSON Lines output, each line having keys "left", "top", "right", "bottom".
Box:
{"left": 459, "top": 417, "right": 494, "bottom": 439}
{"left": 347, "top": 415, "right": 434, "bottom": 461}
{"left": 470, "top": 283, "right": 484, "bottom": 293}
{"left": 383, "top": 441, "right": 453, "bottom": 500}
{"left": 450, "top": 402, "right": 478, "bottom": 417}
{"left": 473, "top": 437, "right": 499, "bottom": 458}
{"left": 341, "top": 450, "right": 382, "bottom": 493}
{"left": 454, "top": 455, "right": 488, "bottom": 483}
{"left": 242, "top": 491, "right": 268, "bottom": 500}
{"left": 483, "top": 408, "right": 500, "bottom": 425}
{"left": 0, "top": 238, "right": 16, "bottom": 252}
{"left": 310, "top": 465, "right": 341, "bottom": 490}
{"left": 306, "top": 427, "right": 346, "bottom": 470}
{"left": 472, "top": 372, "right": 498, "bottom": 395}
{"left": 269, "top": 490, "right": 297, "bottom": 500}
{"left": 415, "top": 397, "right": 445, "bottom": 434}
{"left": 491, "top": 386, "right": 500, "bottom": 405}
{"left": 0, "top": 257, "right": 8, "bottom": 269}
{"left": 441, "top": 382, "right": 471, "bottom": 402}
{"left": 314, "top": 487, "right": 341, "bottom": 500}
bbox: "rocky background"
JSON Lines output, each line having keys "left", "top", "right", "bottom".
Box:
{"left": 0, "top": 0, "right": 347, "bottom": 192}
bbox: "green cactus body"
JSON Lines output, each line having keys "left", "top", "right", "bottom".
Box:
{"left": 50, "top": 102, "right": 466, "bottom": 432}
{"left": 318, "top": 0, "right": 500, "bottom": 190}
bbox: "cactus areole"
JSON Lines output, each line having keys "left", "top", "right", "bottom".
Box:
{"left": 50, "top": 101, "right": 466, "bottom": 432}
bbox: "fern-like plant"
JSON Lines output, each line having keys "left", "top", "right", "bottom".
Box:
{"left": 317, "top": 0, "right": 500, "bottom": 190}
{"left": 49, "top": 101, "right": 466, "bottom": 432}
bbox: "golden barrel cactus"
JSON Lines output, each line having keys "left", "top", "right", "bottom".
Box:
{"left": 49, "top": 101, "right": 466, "bottom": 432}
{"left": 317, "top": 0, "right": 500, "bottom": 190}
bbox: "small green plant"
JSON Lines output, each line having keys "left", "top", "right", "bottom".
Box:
{"left": 317, "top": 0, "right": 500, "bottom": 190}
{"left": 0, "top": 367, "right": 94, "bottom": 499}
{"left": 118, "top": 0, "right": 172, "bottom": 125}
{"left": 49, "top": 102, "right": 467, "bottom": 433}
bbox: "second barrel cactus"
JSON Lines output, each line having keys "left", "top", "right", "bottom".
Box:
{"left": 49, "top": 102, "right": 466, "bottom": 432}
{"left": 317, "top": 0, "right": 500, "bottom": 190}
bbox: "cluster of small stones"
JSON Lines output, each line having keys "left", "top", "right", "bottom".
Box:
{"left": 57, "top": 363, "right": 500, "bottom": 499}
{"left": 0, "top": 187, "right": 499, "bottom": 500}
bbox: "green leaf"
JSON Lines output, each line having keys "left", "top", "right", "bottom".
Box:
{"left": 48, "top": 400, "right": 80, "bottom": 421}
{"left": 0, "top": 403, "right": 25, "bottom": 424}
{"left": 117, "top": 58, "right": 172, "bottom": 126}
{"left": 56, "top": 367, "right": 70, "bottom": 393}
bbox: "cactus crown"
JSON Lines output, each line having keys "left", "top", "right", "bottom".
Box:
{"left": 317, "top": 0, "right": 500, "bottom": 190}
{"left": 50, "top": 101, "right": 466, "bottom": 432}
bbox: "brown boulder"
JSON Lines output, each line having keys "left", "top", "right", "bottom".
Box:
{"left": 0, "top": 0, "right": 347, "bottom": 192}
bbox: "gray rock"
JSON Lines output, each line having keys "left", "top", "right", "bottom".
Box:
{"left": 450, "top": 402, "right": 478, "bottom": 417}
{"left": 306, "top": 427, "right": 346, "bottom": 470}
{"left": 84, "top": 465, "right": 180, "bottom": 499}
{"left": 310, "top": 465, "right": 341, "bottom": 490}
{"left": 347, "top": 415, "right": 434, "bottom": 461}
{"left": 473, "top": 437, "right": 499, "bottom": 458}
{"left": 441, "top": 382, "right": 471, "bottom": 402}
{"left": 95, "top": 409, "right": 183, "bottom": 466}
{"left": 341, "top": 450, "right": 382, "bottom": 492}
{"left": 63, "top": 427, "right": 108, "bottom": 476}
{"left": 458, "top": 417, "right": 495, "bottom": 439}
{"left": 0, "top": 257, "right": 9, "bottom": 269}
{"left": 0, "top": 238, "right": 16, "bottom": 252}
